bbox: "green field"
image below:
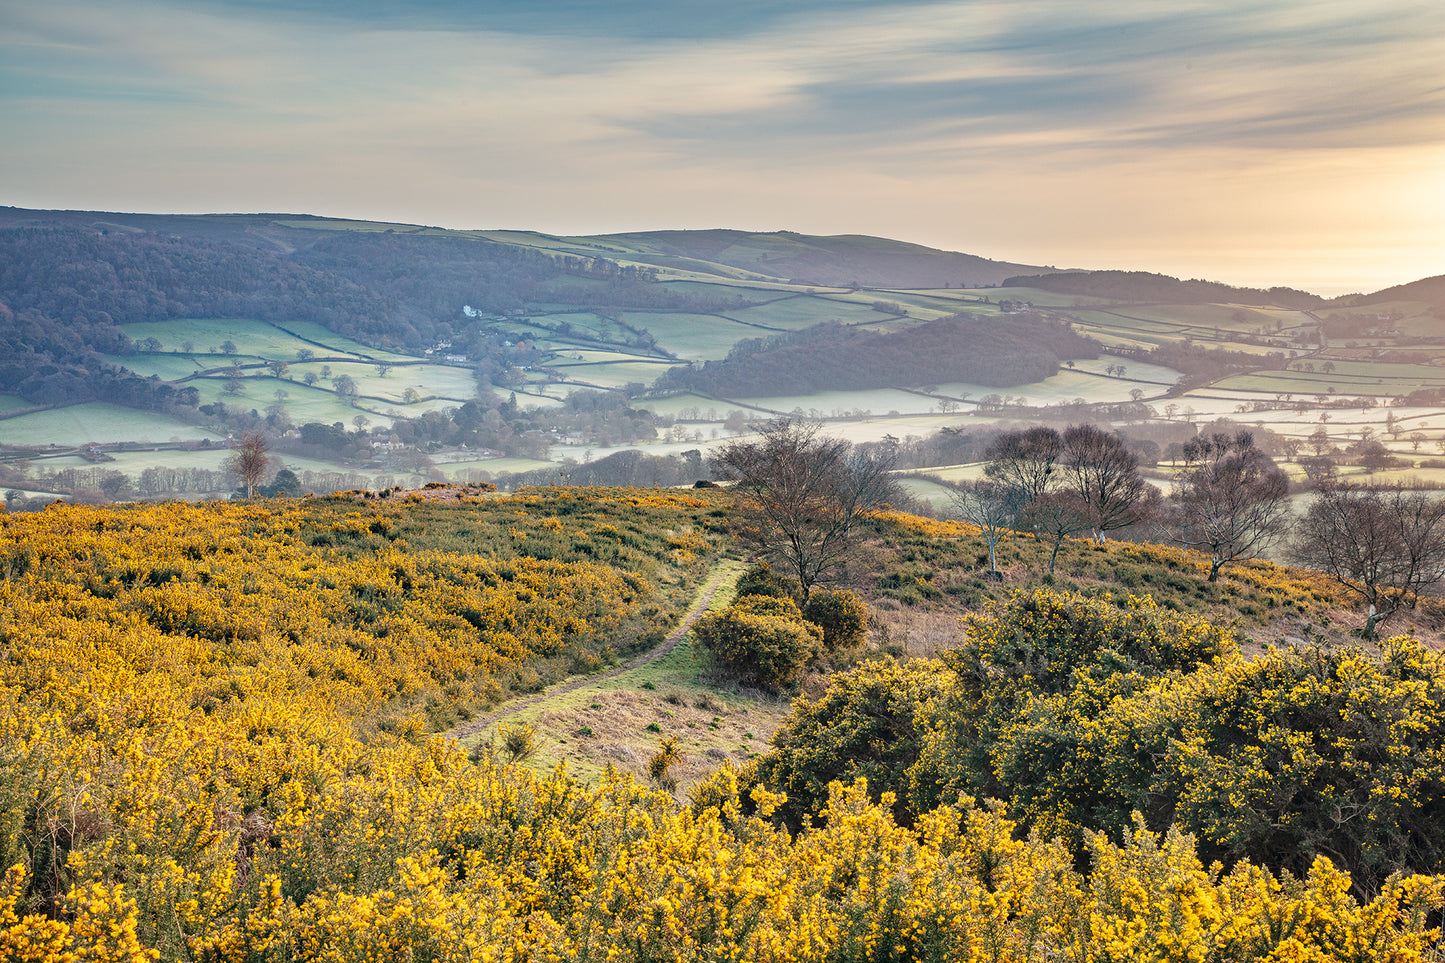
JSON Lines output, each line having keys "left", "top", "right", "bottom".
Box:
{"left": 722, "top": 296, "right": 897, "bottom": 330}
{"left": 619, "top": 312, "right": 764, "bottom": 360}
{"left": 0, "top": 404, "right": 224, "bottom": 446}
{"left": 7, "top": 220, "right": 1443, "bottom": 502}
{"left": 1213, "top": 362, "right": 1445, "bottom": 397}
{"left": 121, "top": 319, "right": 353, "bottom": 361}
{"left": 554, "top": 360, "right": 678, "bottom": 390}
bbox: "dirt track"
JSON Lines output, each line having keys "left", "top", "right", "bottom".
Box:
{"left": 444, "top": 562, "right": 733, "bottom": 741}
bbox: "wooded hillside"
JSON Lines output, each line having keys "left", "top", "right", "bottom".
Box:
{"left": 658, "top": 315, "right": 1099, "bottom": 396}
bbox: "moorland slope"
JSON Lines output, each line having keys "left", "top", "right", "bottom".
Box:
{"left": 3, "top": 486, "right": 1445, "bottom": 959}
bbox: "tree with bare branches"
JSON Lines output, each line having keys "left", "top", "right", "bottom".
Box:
{"left": 949, "top": 480, "right": 1018, "bottom": 579}
{"left": 713, "top": 419, "right": 896, "bottom": 598}
{"left": 1172, "top": 431, "right": 1291, "bottom": 581}
{"left": 1290, "top": 483, "right": 1445, "bottom": 639}
{"left": 1061, "top": 423, "right": 1154, "bottom": 542}
{"left": 227, "top": 431, "right": 270, "bottom": 498}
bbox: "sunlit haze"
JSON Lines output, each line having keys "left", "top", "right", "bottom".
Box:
{"left": 3, "top": 0, "right": 1442, "bottom": 296}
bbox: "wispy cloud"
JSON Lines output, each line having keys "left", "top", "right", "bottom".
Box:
{"left": 1, "top": 0, "right": 1440, "bottom": 293}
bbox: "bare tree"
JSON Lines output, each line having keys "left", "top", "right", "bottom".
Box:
{"left": 1290, "top": 483, "right": 1445, "bottom": 638}
{"left": 333, "top": 374, "right": 359, "bottom": 405}
{"left": 227, "top": 431, "right": 270, "bottom": 498}
{"left": 713, "top": 419, "right": 896, "bottom": 597}
{"left": 1172, "top": 432, "right": 1291, "bottom": 581}
{"left": 983, "top": 427, "right": 1063, "bottom": 504}
{"left": 1061, "top": 424, "right": 1153, "bottom": 542}
{"left": 980, "top": 426, "right": 1088, "bottom": 571}
{"left": 949, "top": 480, "right": 1017, "bottom": 579}
{"left": 1025, "top": 488, "right": 1090, "bottom": 573}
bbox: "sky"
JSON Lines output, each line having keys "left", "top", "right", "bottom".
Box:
{"left": 2, "top": 0, "right": 1442, "bottom": 296}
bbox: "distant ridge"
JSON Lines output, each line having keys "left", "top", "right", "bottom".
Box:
{"left": 1348, "top": 274, "right": 1445, "bottom": 311}
{"left": 1001, "top": 270, "right": 1328, "bottom": 308}
{"left": 587, "top": 229, "right": 1048, "bottom": 288}
{"left": 0, "top": 206, "right": 1435, "bottom": 301}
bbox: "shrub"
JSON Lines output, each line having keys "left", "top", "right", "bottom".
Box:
{"left": 499, "top": 723, "right": 539, "bottom": 764}
{"left": 693, "top": 602, "right": 822, "bottom": 688}
{"left": 733, "top": 563, "right": 801, "bottom": 602}
{"left": 750, "top": 658, "right": 952, "bottom": 829}
{"left": 1156, "top": 637, "right": 1445, "bottom": 890}
{"left": 648, "top": 736, "right": 684, "bottom": 792}
{"left": 802, "top": 589, "right": 869, "bottom": 650}
{"left": 910, "top": 589, "right": 1236, "bottom": 815}
{"left": 732, "top": 593, "right": 805, "bottom": 618}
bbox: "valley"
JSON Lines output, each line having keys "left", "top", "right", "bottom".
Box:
{"left": 2, "top": 209, "right": 1442, "bottom": 508}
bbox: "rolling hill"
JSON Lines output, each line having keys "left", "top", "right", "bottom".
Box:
{"left": 2, "top": 206, "right": 1444, "bottom": 506}
{"left": 588, "top": 228, "right": 1050, "bottom": 287}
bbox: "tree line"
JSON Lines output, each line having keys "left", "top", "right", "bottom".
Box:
{"left": 954, "top": 423, "right": 1445, "bottom": 637}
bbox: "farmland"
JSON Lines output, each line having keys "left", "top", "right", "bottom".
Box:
{"left": 1, "top": 210, "right": 1442, "bottom": 502}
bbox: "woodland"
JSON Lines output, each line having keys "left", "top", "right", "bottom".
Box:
{"left": 655, "top": 316, "right": 1098, "bottom": 397}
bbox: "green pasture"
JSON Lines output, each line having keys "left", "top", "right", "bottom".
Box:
{"left": 1214, "top": 362, "right": 1445, "bottom": 397}
{"left": 1313, "top": 299, "right": 1433, "bottom": 325}
{"left": 894, "top": 475, "right": 958, "bottom": 508}
{"left": 26, "top": 448, "right": 376, "bottom": 482}
{"left": 722, "top": 296, "right": 896, "bottom": 330}
{"left": 442, "top": 456, "right": 558, "bottom": 479}
{"left": 505, "top": 388, "right": 567, "bottom": 409}
{"left": 292, "top": 361, "right": 477, "bottom": 404}
{"left": 103, "top": 353, "right": 208, "bottom": 380}
{"left": 856, "top": 291, "right": 975, "bottom": 319}
{"left": 0, "top": 394, "right": 33, "bottom": 413}
{"left": 734, "top": 387, "right": 939, "bottom": 417}
{"left": 639, "top": 395, "right": 740, "bottom": 419}
{"left": 1386, "top": 316, "right": 1441, "bottom": 340}
{"left": 119, "top": 319, "right": 355, "bottom": 361}
{"left": 656, "top": 279, "right": 808, "bottom": 302}
{"left": 619, "top": 312, "right": 761, "bottom": 360}
{"left": 551, "top": 349, "right": 665, "bottom": 367}
{"left": 0, "top": 404, "right": 223, "bottom": 446}
{"left": 554, "top": 361, "right": 677, "bottom": 391}
{"left": 379, "top": 364, "right": 479, "bottom": 401}
{"left": 257, "top": 380, "right": 392, "bottom": 425}
{"left": 1296, "top": 358, "right": 1445, "bottom": 382}
{"left": 526, "top": 312, "right": 627, "bottom": 342}
{"left": 907, "top": 463, "right": 988, "bottom": 484}
{"left": 1070, "top": 357, "right": 1182, "bottom": 385}
{"left": 119, "top": 317, "right": 415, "bottom": 365}
{"left": 1072, "top": 330, "right": 1162, "bottom": 352}
{"left": 1096, "top": 303, "right": 1304, "bottom": 333}
{"left": 279, "top": 320, "right": 414, "bottom": 361}
{"left": 1067, "top": 310, "right": 1192, "bottom": 340}
{"left": 969, "top": 287, "right": 1117, "bottom": 308}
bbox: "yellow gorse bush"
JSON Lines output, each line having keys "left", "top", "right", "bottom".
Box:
{"left": 0, "top": 498, "right": 1442, "bottom": 960}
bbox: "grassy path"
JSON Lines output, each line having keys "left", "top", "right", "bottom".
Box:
{"left": 444, "top": 561, "right": 735, "bottom": 741}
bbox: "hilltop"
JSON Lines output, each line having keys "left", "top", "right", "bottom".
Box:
{"left": 589, "top": 228, "right": 1049, "bottom": 287}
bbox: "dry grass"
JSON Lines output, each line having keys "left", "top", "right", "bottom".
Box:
{"left": 456, "top": 559, "right": 794, "bottom": 792}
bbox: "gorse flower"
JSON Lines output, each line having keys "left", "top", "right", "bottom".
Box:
{"left": 0, "top": 496, "right": 1441, "bottom": 961}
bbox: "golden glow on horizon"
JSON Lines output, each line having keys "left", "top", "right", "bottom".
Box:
{"left": 1, "top": 0, "right": 1441, "bottom": 295}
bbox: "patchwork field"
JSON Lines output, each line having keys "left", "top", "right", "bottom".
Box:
{"left": 3, "top": 215, "right": 1441, "bottom": 500}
